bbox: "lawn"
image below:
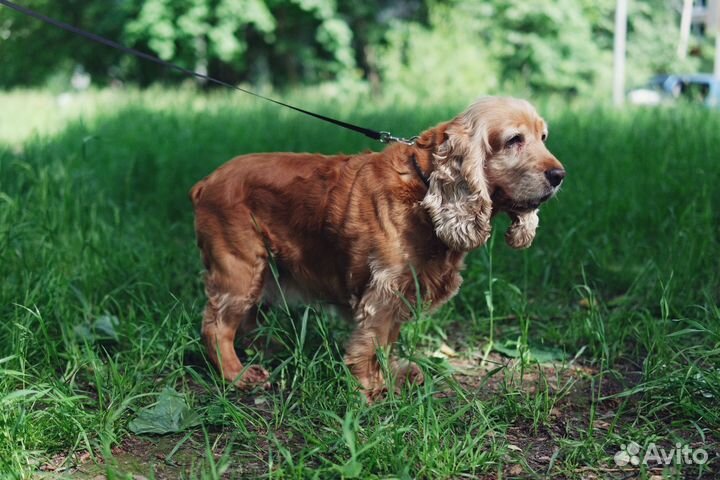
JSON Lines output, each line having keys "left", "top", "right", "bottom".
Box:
{"left": 0, "top": 89, "right": 718, "bottom": 479}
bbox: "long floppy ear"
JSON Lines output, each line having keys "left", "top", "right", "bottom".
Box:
{"left": 419, "top": 120, "right": 492, "bottom": 251}
{"left": 505, "top": 210, "right": 539, "bottom": 249}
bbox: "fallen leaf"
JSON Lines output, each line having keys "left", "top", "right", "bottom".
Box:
{"left": 578, "top": 298, "right": 596, "bottom": 309}
{"left": 74, "top": 315, "right": 120, "bottom": 342}
{"left": 39, "top": 453, "right": 66, "bottom": 472}
{"left": 593, "top": 420, "right": 611, "bottom": 429}
{"left": 76, "top": 451, "right": 91, "bottom": 464}
{"left": 493, "top": 340, "right": 567, "bottom": 363}
{"left": 128, "top": 387, "right": 200, "bottom": 435}
{"left": 340, "top": 459, "right": 362, "bottom": 478}
{"left": 432, "top": 342, "right": 458, "bottom": 358}
{"left": 509, "top": 464, "right": 524, "bottom": 475}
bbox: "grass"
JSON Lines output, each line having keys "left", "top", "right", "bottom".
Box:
{"left": 0, "top": 88, "right": 718, "bottom": 479}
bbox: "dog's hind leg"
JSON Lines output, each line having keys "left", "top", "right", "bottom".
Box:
{"left": 201, "top": 237, "right": 270, "bottom": 389}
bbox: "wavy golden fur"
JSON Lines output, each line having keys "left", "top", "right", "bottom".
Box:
{"left": 190, "top": 96, "right": 565, "bottom": 400}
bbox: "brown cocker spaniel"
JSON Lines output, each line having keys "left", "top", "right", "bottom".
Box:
{"left": 190, "top": 96, "right": 565, "bottom": 400}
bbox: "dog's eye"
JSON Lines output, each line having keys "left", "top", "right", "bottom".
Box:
{"left": 506, "top": 134, "right": 524, "bottom": 148}
{"left": 541, "top": 132, "right": 548, "bottom": 142}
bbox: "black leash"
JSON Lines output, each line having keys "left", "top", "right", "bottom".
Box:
{"left": 0, "top": 0, "right": 418, "bottom": 145}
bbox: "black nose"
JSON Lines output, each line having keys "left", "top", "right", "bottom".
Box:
{"left": 545, "top": 168, "right": 566, "bottom": 187}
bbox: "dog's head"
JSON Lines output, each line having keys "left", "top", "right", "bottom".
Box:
{"left": 417, "top": 96, "right": 565, "bottom": 251}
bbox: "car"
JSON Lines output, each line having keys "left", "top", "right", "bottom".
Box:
{"left": 628, "top": 74, "right": 720, "bottom": 108}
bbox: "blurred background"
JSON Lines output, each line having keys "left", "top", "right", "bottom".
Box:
{"left": 1, "top": 0, "right": 719, "bottom": 101}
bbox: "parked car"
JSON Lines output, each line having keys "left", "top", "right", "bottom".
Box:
{"left": 628, "top": 74, "right": 720, "bottom": 108}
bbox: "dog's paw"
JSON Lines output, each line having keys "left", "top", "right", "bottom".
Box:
{"left": 392, "top": 359, "right": 425, "bottom": 391}
{"left": 362, "top": 386, "right": 388, "bottom": 404}
{"left": 233, "top": 365, "right": 270, "bottom": 391}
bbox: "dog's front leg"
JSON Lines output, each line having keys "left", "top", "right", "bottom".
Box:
{"left": 344, "top": 285, "right": 425, "bottom": 402}
{"left": 344, "top": 315, "right": 397, "bottom": 402}
{"left": 344, "top": 286, "right": 407, "bottom": 402}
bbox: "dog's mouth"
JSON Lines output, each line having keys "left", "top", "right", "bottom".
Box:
{"left": 492, "top": 189, "right": 555, "bottom": 214}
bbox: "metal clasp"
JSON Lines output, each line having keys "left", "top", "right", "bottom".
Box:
{"left": 379, "top": 131, "right": 419, "bottom": 146}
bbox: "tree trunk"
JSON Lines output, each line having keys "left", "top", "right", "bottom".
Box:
{"left": 613, "top": 0, "right": 628, "bottom": 106}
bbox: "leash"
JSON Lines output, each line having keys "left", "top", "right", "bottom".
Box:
{"left": 0, "top": 0, "right": 418, "bottom": 146}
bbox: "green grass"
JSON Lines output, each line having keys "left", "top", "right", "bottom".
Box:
{"left": 0, "top": 89, "right": 718, "bottom": 479}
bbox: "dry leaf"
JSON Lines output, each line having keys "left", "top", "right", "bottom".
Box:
{"left": 509, "top": 464, "right": 524, "bottom": 475}
{"left": 432, "top": 342, "right": 458, "bottom": 358}
{"left": 579, "top": 298, "right": 596, "bottom": 309}
{"left": 593, "top": 420, "right": 611, "bottom": 429}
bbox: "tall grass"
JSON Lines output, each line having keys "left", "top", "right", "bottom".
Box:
{"left": 0, "top": 89, "right": 718, "bottom": 478}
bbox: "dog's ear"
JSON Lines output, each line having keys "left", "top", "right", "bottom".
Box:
{"left": 420, "top": 120, "right": 492, "bottom": 251}
{"left": 505, "top": 210, "right": 539, "bottom": 249}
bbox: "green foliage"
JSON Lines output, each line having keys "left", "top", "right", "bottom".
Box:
{"left": 580, "top": 0, "right": 706, "bottom": 88}
{"left": 122, "top": 0, "right": 362, "bottom": 84}
{"left": 373, "top": 0, "right": 613, "bottom": 99}
{"left": 0, "top": 0, "right": 130, "bottom": 88}
{"left": 377, "top": 1, "right": 500, "bottom": 101}
{"left": 489, "top": 0, "right": 610, "bottom": 94}
{"left": 0, "top": 0, "right": 708, "bottom": 94}
{"left": 625, "top": 0, "right": 701, "bottom": 84}
{"left": 125, "top": 0, "right": 276, "bottom": 64}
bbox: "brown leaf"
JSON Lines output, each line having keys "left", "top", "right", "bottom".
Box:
{"left": 508, "top": 464, "right": 524, "bottom": 475}
{"left": 39, "top": 453, "right": 66, "bottom": 472}
{"left": 432, "top": 342, "right": 458, "bottom": 358}
{"left": 593, "top": 419, "right": 611, "bottom": 429}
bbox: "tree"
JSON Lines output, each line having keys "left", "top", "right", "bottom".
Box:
{"left": 0, "top": 0, "right": 702, "bottom": 95}
{"left": 0, "top": 0, "right": 129, "bottom": 88}
{"left": 123, "top": 0, "right": 359, "bottom": 85}
{"left": 376, "top": 1, "right": 499, "bottom": 101}
{"left": 487, "top": 0, "right": 611, "bottom": 95}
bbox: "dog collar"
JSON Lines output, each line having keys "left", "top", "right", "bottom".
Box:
{"left": 411, "top": 154, "right": 430, "bottom": 188}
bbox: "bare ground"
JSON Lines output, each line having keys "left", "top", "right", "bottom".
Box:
{"left": 37, "top": 347, "right": 718, "bottom": 479}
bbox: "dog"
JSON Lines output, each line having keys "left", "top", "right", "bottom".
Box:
{"left": 190, "top": 96, "right": 565, "bottom": 400}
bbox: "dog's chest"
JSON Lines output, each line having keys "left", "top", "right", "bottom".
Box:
{"left": 416, "top": 251, "right": 465, "bottom": 308}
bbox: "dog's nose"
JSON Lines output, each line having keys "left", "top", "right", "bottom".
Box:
{"left": 545, "top": 168, "right": 566, "bottom": 187}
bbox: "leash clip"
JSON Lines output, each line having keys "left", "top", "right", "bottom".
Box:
{"left": 379, "top": 131, "right": 419, "bottom": 146}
